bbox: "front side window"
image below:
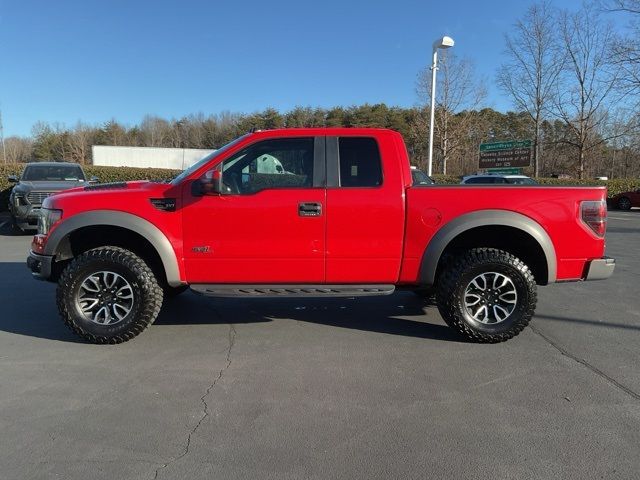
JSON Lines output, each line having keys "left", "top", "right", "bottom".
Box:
{"left": 217, "top": 137, "right": 314, "bottom": 194}
{"left": 338, "top": 137, "right": 382, "bottom": 187}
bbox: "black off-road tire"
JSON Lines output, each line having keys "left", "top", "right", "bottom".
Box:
{"left": 617, "top": 197, "right": 632, "bottom": 210}
{"left": 56, "top": 246, "right": 163, "bottom": 344}
{"left": 436, "top": 248, "right": 537, "bottom": 343}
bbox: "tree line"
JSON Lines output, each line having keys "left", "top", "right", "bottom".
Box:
{"left": 2, "top": 0, "right": 639, "bottom": 179}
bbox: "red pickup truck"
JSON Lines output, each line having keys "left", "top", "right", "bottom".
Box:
{"left": 27, "top": 128, "right": 614, "bottom": 344}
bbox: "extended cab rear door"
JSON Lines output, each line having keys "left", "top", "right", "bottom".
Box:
{"left": 324, "top": 134, "right": 406, "bottom": 282}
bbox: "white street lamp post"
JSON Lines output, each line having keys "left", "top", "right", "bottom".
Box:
{"left": 427, "top": 35, "right": 454, "bottom": 176}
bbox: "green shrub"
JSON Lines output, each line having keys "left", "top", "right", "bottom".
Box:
{"left": 431, "top": 174, "right": 461, "bottom": 185}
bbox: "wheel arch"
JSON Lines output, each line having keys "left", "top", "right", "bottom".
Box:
{"left": 45, "top": 210, "right": 183, "bottom": 287}
{"left": 419, "top": 210, "right": 557, "bottom": 286}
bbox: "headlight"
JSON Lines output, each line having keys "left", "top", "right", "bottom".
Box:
{"left": 37, "top": 208, "right": 63, "bottom": 235}
{"left": 13, "top": 193, "right": 28, "bottom": 207}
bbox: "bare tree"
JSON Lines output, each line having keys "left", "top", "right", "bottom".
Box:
{"left": 497, "top": 1, "right": 564, "bottom": 176}
{"left": 601, "top": 1, "right": 640, "bottom": 98}
{"left": 417, "top": 52, "right": 486, "bottom": 174}
{"left": 140, "top": 115, "right": 171, "bottom": 147}
{"left": 66, "top": 122, "right": 93, "bottom": 164}
{"left": 4, "top": 136, "right": 33, "bottom": 163}
{"left": 553, "top": 4, "right": 625, "bottom": 178}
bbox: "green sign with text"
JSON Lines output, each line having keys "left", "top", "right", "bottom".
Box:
{"left": 479, "top": 140, "right": 531, "bottom": 168}
{"left": 486, "top": 167, "right": 523, "bottom": 175}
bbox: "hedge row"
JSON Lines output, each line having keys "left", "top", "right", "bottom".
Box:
{"left": 1, "top": 164, "right": 638, "bottom": 212}
{"left": 0, "top": 164, "right": 180, "bottom": 212}
{"left": 431, "top": 174, "right": 639, "bottom": 197}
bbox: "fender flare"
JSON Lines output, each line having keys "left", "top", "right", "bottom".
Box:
{"left": 45, "top": 210, "right": 183, "bottom": 287}
{"left": 419, "top": 209, "right": 557, "bottom": 285}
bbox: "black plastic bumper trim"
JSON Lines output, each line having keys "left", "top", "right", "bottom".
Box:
{"left": 27, "top": 251, "right": 53, "bottom": 281}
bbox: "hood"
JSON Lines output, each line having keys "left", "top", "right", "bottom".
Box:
{"left": 14, "top": 180, "right": 87, "bottom": 192}
{"left": 43, "top": 180, "right": 176, "bottom": 212}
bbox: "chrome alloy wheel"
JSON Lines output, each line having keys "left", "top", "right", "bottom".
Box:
{"left": 77, "top": 271, "right": 135, "bottom": 325}
{"left": 463, "top": 272, "right": 517, "bottom": 324}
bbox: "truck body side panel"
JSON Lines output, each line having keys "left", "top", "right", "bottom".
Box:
{"left": 400, "top": 185, "right": 607, "bottom": 284}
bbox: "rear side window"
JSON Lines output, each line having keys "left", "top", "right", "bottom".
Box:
{"left": 338, "top": 137, "right": 382, "bottom": 187}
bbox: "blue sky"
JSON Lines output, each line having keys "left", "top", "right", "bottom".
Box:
{"left": 0, "top": 0, "right": 620, "bottom": 137}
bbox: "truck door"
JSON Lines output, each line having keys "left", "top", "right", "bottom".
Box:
{"left": 182, "top": 136, "right": 326, "bottom": 283}
{"left": 324, "top": 135, "right": 405, "bottom": 283}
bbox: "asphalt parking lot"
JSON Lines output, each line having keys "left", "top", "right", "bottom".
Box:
{"left": 0, "top": 211, "right": 639, "bottom": 480}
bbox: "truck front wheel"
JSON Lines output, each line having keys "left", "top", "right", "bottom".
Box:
{"left": 436, "top": 248, "right": 537, "bottom": 343}
{"left": 56, "top": 246, "right": 163, "bottom": 344}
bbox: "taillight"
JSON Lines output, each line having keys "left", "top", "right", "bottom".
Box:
{"left": 581, "top": 200, "right": 607, "bottom": 237}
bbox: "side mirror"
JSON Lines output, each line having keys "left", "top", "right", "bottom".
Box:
{"left": 193, "top": 167, "right": 224, "bottom": 196}
{"left": 89, "top": 176, "right": 99, "bottom": 184}
{"left": 7, "top": 175, "right": 19, "bottom": 184}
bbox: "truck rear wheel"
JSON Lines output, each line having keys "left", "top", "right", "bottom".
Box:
{"left": 436, "top": 248, "right": 537, "bottom": 343}
{"left": 56, "top": 246, "right": 163, "bottom": 344}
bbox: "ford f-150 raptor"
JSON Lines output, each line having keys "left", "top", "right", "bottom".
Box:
{"left": 26, "top": 128, "right": 615, "bottom": 344}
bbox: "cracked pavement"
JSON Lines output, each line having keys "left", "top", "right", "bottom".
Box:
{"left": 0, "top": 210, "right": 639, "bottom": 479}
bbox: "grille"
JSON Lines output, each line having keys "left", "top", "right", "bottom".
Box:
{"left": 27, "top": 191, "right": 55, "bottom": 205}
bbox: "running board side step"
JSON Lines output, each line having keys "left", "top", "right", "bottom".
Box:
{"left": 190, "top": 284, "right": 396, "bottom": 297}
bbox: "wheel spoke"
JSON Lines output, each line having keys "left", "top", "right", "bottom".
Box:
{"left": 94, "top": 306, "right": 110, "bottom": 324}
{"left": 112, "top": 303, "right": 131, "bottom": 321}
{"left": 103, "top": 272, "right": 117, "bottom": 289}
{"left": 493, "top": 305, "right": 510, "bottom": 322}
{"left": 82, "top": 276, "right": 101, "bottom": 293}
{"left": 498, "top": 292, "right": 517, "bottom": 304}
{"left": 464, "top": 293, "right": 482, "bottom": 307}
{"left": 79, "top": 297, "right": 99, "bottom": 311}
{"left": 116, "top": 285, "right": 133, "bottom": 300}
{"left": 471, "top": 305, "right": 488, "bottom": 322}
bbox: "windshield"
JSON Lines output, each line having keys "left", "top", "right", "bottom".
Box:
{"left": 22, "top": 165, "right": 85, "bottom": 181}
{"left": 171, "top": 134, "right": 250, "bottom": 185}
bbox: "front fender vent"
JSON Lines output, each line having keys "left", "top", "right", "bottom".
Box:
{"left": 150, "top": 198, "right": 177, "bottom": 212}
{"left": 84, "top": 182, "right": 128, "bottom": 191}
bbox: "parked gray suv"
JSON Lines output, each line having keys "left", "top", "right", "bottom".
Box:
{"left": 8, "top": 162, "right": 95, "bottom": 231}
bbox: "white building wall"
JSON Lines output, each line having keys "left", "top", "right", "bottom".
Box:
{"left": 92, "top": 146, "right": 215, "bottom": 170}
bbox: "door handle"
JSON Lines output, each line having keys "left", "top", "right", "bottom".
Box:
{"left": 298, "top": 202, "right": 322, "bottom": 217}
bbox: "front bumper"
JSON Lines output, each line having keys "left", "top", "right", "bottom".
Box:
{"left": 27, "top": 251, "right": 53, "bottom": 281}
{"left": 11, "top": 204, "right": 41, "bottom": 230}
{"left": 585, "top": 257, "right": 615, "bottom": 281}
